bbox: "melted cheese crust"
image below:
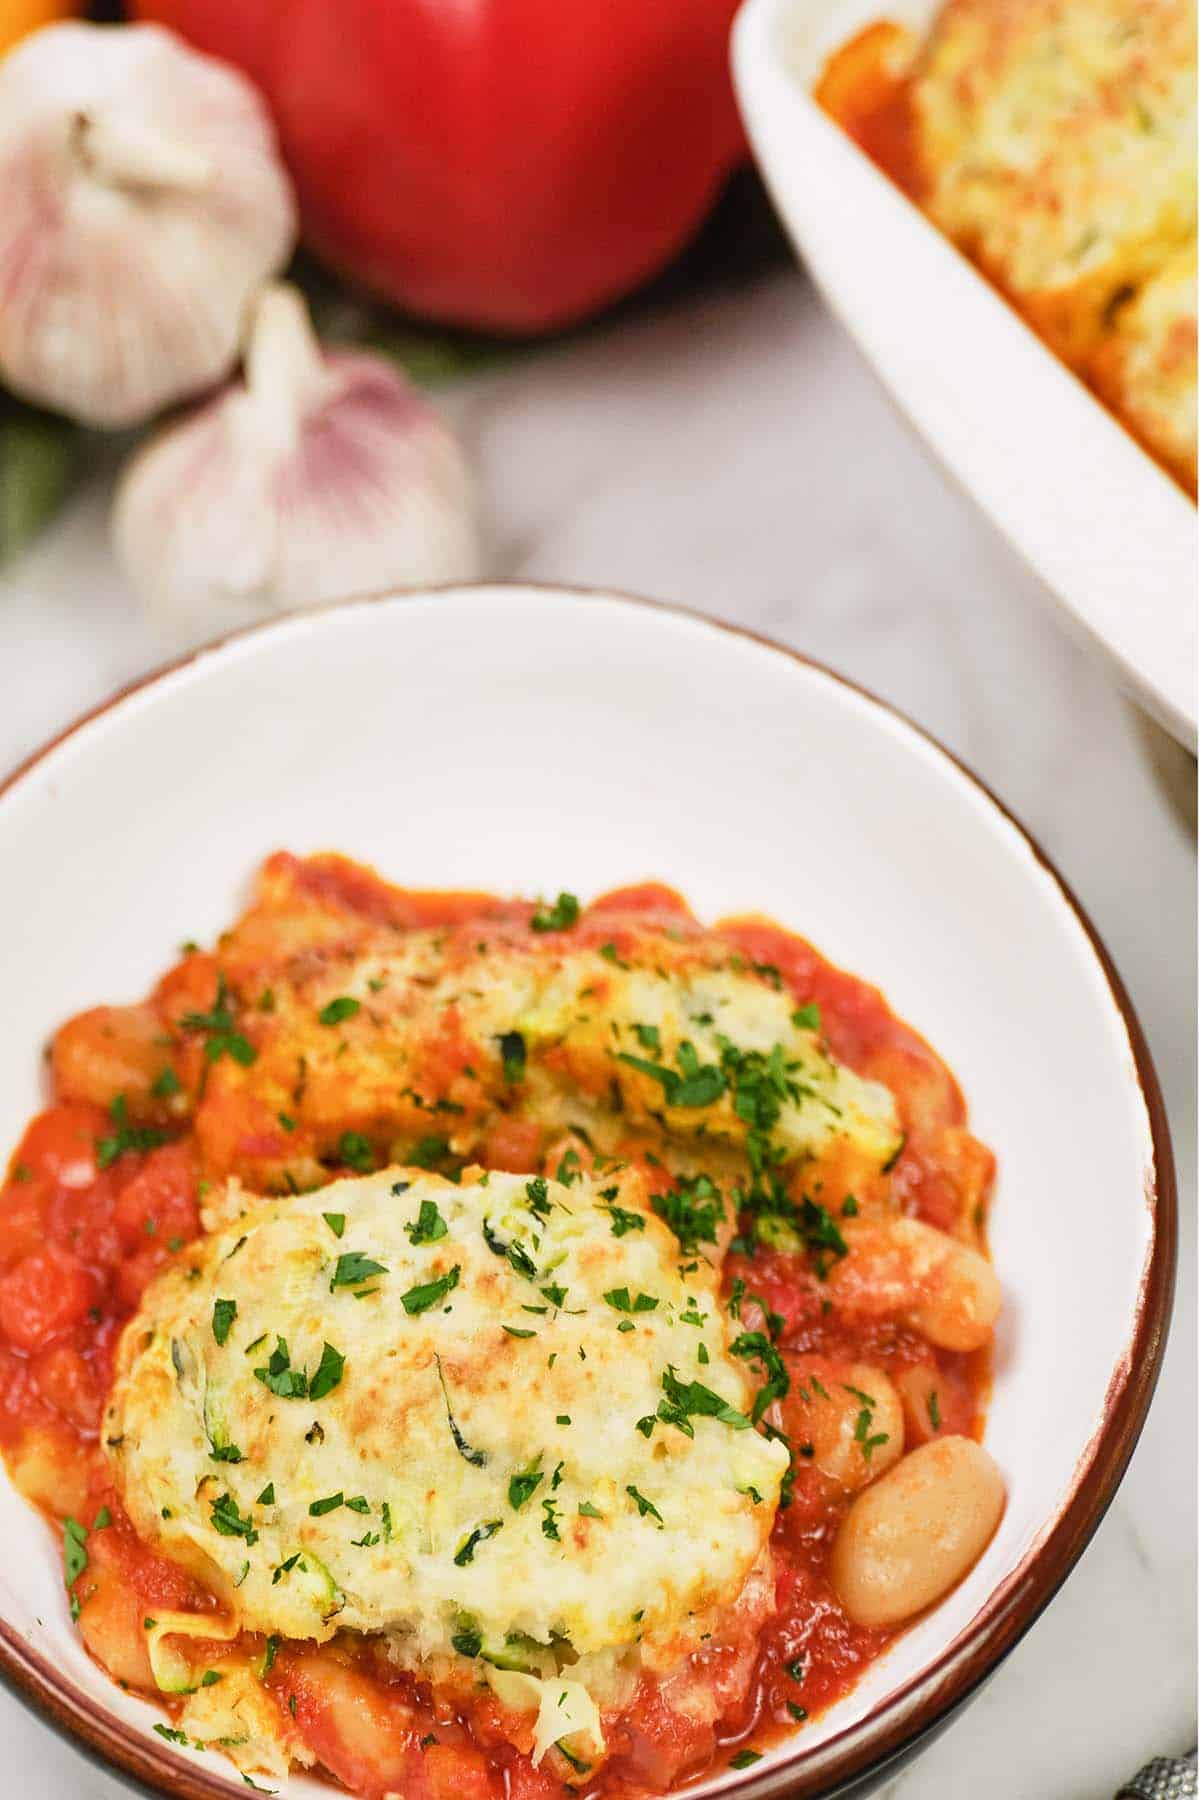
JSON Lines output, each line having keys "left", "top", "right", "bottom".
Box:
{"left": 1093, "top": 239, "right": 1198, "bottom": 487}
{"left": 106, "top": 1167, "right": 787, "bottom": 1730}
{"left": 189, "top": 922, "right": 901, "bottom": 1205}
{"left": 914, "top": 0, "right": 1196, "bottom": 365}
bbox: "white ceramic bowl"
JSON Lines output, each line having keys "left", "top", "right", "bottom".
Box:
{"left": 731, "top": 0, "right": 1197, "bottom": 750}
{"left": 0, "top": 587, "right": 1174, "bottom": 1800}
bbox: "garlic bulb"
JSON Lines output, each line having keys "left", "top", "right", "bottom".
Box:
{"left": 113, "top": 284, "right": 482, "bottom": 617}
{"left": 0, "top": 22, "right": 295, "bottom": 427}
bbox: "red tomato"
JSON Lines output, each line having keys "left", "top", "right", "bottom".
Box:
{"left": 12, "top": 1104, "right": 106, "bottom": 1193}
{"left": 31, "top": 1344, "right": 101, "bottom": 1432}
{"left": 0, "top": 1182, "right": 46, "bottom": 1269}
{"left": 43, "top": 1172, "right": 122, "bottom": 1273}
{"left": 111, "top": 1144, "right": 199, "bottom": 1254}
{"left": 0, "top": 1246, "right": 96, "bottom": 1352}
{"left": 129, "top": 0, "right": 748, "bottom": 332}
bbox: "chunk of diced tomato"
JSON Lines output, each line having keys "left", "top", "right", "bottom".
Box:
{"left": 112, "top": 1144, "right": 199, "bottom": 1253}
{"left": 31, "top": 1343, "right": 101, "bottom": 1431}
{"left": 0, "top": 1246, "right": 96, "bottom": 1352}
{"left": 12, "top": 1104, "right": 107, "bottom": 1193}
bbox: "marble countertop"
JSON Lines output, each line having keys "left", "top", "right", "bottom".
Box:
{"left": 0, "top": 268, "right": 1194, "bottom": 1800}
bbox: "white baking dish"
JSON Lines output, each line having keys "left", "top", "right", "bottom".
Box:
{"left": 732, "top": 0, "right": 1197, "bottom": 747}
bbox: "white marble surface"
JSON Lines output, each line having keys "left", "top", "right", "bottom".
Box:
{"left": 0, "top": 268, "right": 1194, "bottom": 1799}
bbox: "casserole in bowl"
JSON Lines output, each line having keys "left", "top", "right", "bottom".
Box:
{"left": 0, "top": 586, "right": 1174, "bottom": 1798}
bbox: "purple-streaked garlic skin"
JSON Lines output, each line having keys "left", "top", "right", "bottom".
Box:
{"left": 112, "top": 285, "right": 482, "bottom": 617}
{"left": 0, "top": 22, "right": 296, "bottom": 428}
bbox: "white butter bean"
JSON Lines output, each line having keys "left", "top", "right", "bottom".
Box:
{"left": 831, "top": 1436, "right": 1005, "bottom": 1627}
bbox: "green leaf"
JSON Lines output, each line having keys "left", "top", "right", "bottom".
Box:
{"left": 330, "top": 1251, "right": 387, "bottom": 1290}
{"left": 508, "top": 1461, "right": 544, "bottom": 1510}
{"left": 309, "top": 1341, "right": 346, "bottom": 1399}
{"left": 0, "top": 399, "right": 77, "bottom": 566}
{"left": 406, "top": 1200, "right": 448, "bottom": 1245}
{"left": 530, "top": 892, "right": 580, "bottom": 933}
{"left": 318, "top": 996, "right": 361, "bottom": 1027}
{"left": 212, "top": 1298, "right": 237, "bottom": 1346}
{"left": 401, "top": 1265, "right": 460, "bottom": 1315}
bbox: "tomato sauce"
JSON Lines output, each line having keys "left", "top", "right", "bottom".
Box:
{"left": 0, "top": 855, "right": 995, "bottom": 1797}
{"left": 813, "top": 21, "right": 926, "bottom": 200}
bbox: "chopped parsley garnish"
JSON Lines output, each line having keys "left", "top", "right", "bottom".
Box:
{"left": 406, "top": 1199, "right": 448, "bottom": 1245}
{"left": 502, "top": 1325, "right": 537, "bottom": 1339}
{"left": 540, "top": 1498, "right": 561, "bottom": 1541}
{"left": 508, "top": 1462, "right": 544, "bottom": 1509}
{"left": 257, "top": 1484, "right": 275, "bottom": 1506}
{"left": 625, "top": 1485, "right": 663, "bottom": 1524}
{"left": 787, "top": 1702, "right": 808, "bottom": 1722}
{"left": 331, "top": 1250, "right": 388, "bottom": 1291}
{"left": 337, "top": 1131, "right": 376, "bottom": 1174}
{"left": 786, "top": 1656, "right": 805, "bottom": 1681}
{"left": 151, "top": 1067, "right": 180, "bottom": 1099}
{"left": 795, "top": 1197, "right": 848, "bottom": 1267}
{"left": 452, "top": 1626, "right": 482, "bottom": 1658}
{"left": 633, "top": 1023, "right": 661, "bottom": 1050}
{"left": 730, "top": 1330, "right": 789, "bottom": 1423}
{"left": 201, "top": 1670, "right": 222, "bottom": 1687}
{"left": 730, "top": 1750, "right": 762, "bottom": 1769}
{"left": 318, "top": 996, "right": 360, "bottom": 1027}
{"left": 530, "top": 892, "right": 580, "bottom": 933}
{"left": 498, "top": 1031, "right": 527, "bottom": 1083}
{"left": 791, "top": 1004, "right": 821, "bottom": 1031}
{"left": 525, "top": 1175, "right": 550, "bottom": 1216}
{"left": 482, "top": 1218, "right": 538, "bottom": 1281}
{"left": 436, "top": 1354, "right": 488, "bottom": 1466}
{"left": 605, "top": 1203, "right": 646, "bottom": 1238}
{"left": 540, "top": 1283, "right": 568, "bottom": 1308}
{"left": 209, "top": 1441, "right": 244, "bottom": 1464}
{"left": 555, "top": 1148, "right": 581, "bottom": 1186}
{"left": 153, "top": 1724, "right": 190, "bottom": 1745}
{"left": 180, "top": 974, "right": 256, "bottom": 1066}
{"left": 211, "top": 1298, "right": 237, "bottom": 1346}
{"left": 603, "top": 1287, "right": 659, "bottom": 1314}
{"left": 578, "top": 1500, "right": 603, "bottom": 1519}
{"left": 651, "top": 1173, "right": 723, "bottom": 1254}
{"left": 617, "top": 1041, "right": 725, "bottom": 1109}
{"left": 277, "top": 1112, "right": 297, "bottom": 1133}
{"left": 345, "top": 1495, "right": 370, "bottom": 1514}
{"left": 309, "top": 1492, "right": 344, "bottom": 1516}
{"left": 657, "top": 1366, "right": 751, "bottom": 1437}
{"left": 95, "top": 1094, "right": 168, "bottom": 1169}
{"left": 847, "top": 1386, "right": 890, "bottom": 1461}
{"left": 841, "top": 1194, "right": 860, "bottom": 1217}
{"left": 928, "top": 1389, "right": 942, "bottom": 1430}
{"left": 322, "top": 1212, "right": 346, "bottom": 1238}
{"left": 210, "top": 1492, "right": 258, "bottom": 1543}
{"left": 253, "top": 1337, "right": 344, "bottom": 1401}
{"left": 409, "top": 1134, "right": 451, "bottom": 1170}
{"left": 261, "top": 1635, "right": 280, "bottom": 1674}
{"left": 401, "top": 1265, "right": 460, "bottom": 1315}
{"left": 63, "top": 1516, "right": 89, "bottom": 1588}
{"left": 253, "top": 1337, "right": 309, "bottom": 1399}
{"left": 454, "top": 1520, "right": 502, "bottom": 1565}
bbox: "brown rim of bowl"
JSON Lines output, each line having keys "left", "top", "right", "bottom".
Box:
{"left": 0, "top": 582, "right": 1178, "bottom": 1800}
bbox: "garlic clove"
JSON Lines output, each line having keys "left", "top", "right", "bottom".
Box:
{"left": 112, "top": 282, "right": 482, "bottom": 618}
{"left": 0, "top": 22, "right": 296, "bottom": 428}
